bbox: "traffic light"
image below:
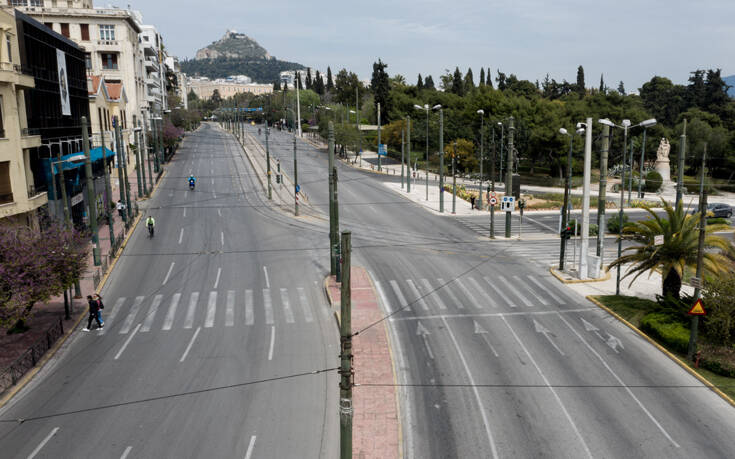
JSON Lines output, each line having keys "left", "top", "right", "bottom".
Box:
{"left": 561, "top": 226, "right": 572, "bottom": 239}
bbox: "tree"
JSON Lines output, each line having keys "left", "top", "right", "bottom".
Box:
{"left": 444, "top": 139, "right": 476, "bottom": 172}
{"left": 479, "top": 68, "right": 485, "bottom": 86}
{"left": 452, "top": 67, "right": 464, "bottom": 96}
{"left": 703, "top": 69, "right": 731, "bottom": 116}
{"left": 576, "top": 65, "right": 585, "bottom": 96}
{"left": 687, "top": 70, "right": 706, "bottom": 108}
{"left": 486, "top": 68, "right": 493, "bottom": 88}
{"left": 640, "top": 76, "right": 687, "bottom": 125}
{"left": 599, "top": 74, "right": 605, "bottom": 93}
{"left": 211, "top": 89, "right": 222, "bottom": 105}
{"left": 617, "top": 81, "right": 626, "bottom": 95}
{"left": 327, "top": 66, "right": 334, "bottom": 91}
{"left": 416, "top": 73, "right": 423, "bottom": 90}
{"left": 314, "top": 71, "right": 325, "bottom": 95}
{"left": 334, "top": 69, "right": 364, "bottom": 106}
{"left": 187, "top": 89, "right": 199, "bottom": 103}
{"left": 295, "top": 71, "right": 303, "bottom": 90}
{"left": 371, "top": 59, "right": 391, "bottom": 122}
{"left": 424, "top": 75, "right": 435, "bottom": 90}
{"left": 273, "top": 79, "right": 281, "bottom": 91}
{"left": 496, "top": 70, "right": 507, "bottom": 90}
{"left": 609, "top": 200, "right": 734, "bottom": 300}
{"left": 306, "top": 68, "right": 313, "bottom": 90}
{"left": 464, "top": 67, "right": 475, "bottom": 91}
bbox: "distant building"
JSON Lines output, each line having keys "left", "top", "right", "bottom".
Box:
{"left": 187, "top": 78, "right": 272, "bottom": 100}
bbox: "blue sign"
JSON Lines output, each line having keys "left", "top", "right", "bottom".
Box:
{"left": 378, "top": 144, "right": 387, "bottom": 156}
{"left": 295, "top": 185, "right": 301, "bottom": 193}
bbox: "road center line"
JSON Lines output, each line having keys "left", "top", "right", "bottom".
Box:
{"left": 183, "top": 207, "right": 187, "bottom": 218}
{"left": 244, "top": 435, "right": 256, "bottom": 459}
{"left": 163, "top": 262, "right": 175, "bottom": 285}
{"left": 214, "top": 267, "right": 222, "bottom": 289}
{"left": 263, "top": 266, "right": 270, "bottom": 288}
{"left": 27, "top": 427, "right": 59, "bottom": 459}
{"left": 501, "top": 316, "right": 593, "bottom": 458}
{"left": 180, "top": 326, "right": 202, "bottom": 362}
{"left": 441, "top": 317, "right": 499, "bottom": 459}
{"left": 221, "top": 231, "right": 224, "bottom": 247}
{"left": 114, "top": 324, "right": 141, "bottom": 360}
{"left": 120, "top": 446, "right": 132, "bottom": 459}
{"left": 268, "top": 325, "right": 276, "bottom": 360}
{"left": 218, "top": 208, "right": 222, "bottom": 217}
{"left": 178, "top": 228, "right": 184, "bottom": 244}
{"left": 556, "top": 313, "right": 680, "bottom": 448}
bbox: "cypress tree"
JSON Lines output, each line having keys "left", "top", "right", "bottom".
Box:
{"left": 417, "top": 73, "right": 424, "bottom": 89}
{"left": 327, "top": 66, "right": 334, "bottom": 91}
{"left": 479, "top": 67, "right": 485, "bottom": 86}
{"left": 424, "top": 75, "right": 435, "bottom": 89}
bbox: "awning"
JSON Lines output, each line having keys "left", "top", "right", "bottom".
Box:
{"left": 47, "top": 147, "right": 116, "bottom": 173}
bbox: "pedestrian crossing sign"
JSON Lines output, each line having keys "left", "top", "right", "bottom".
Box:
{"left": 500, "top": 196, "right": 515, "bottom": 212}
{"left": 688, "top": 298, "right": 706, "bottom": 315}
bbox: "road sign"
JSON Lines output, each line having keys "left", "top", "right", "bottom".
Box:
{"left": 489, "top": 196, "right": 498, "bottom": 206}
{"left": 688, "top": 298, "right": 706, "bottom": 315}
{"left": 654, "top": 234, "right": 664, "bottom": 246}
{"left": 689, "top": 277, "right": 702, "bottom": 289}
{"left": 378, "top": 144, "right": 387, "bottom": 156}
{"left": 490, "top": 192, "right": 496, "bottom": 197}
{"left": 500, "top": 196, "right": 515, "bottom": 212}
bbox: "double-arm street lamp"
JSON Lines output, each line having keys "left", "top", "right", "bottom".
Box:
{"left": 497, "top": 121, "right": 505, "bottom": 183}
{"left": 433, "top": 105, "right": 443, "bottom": 212}
{"left": 477, "top": 109, "right": 485, "bottom": 210}
{"left": 636, "top": 118, "right": 657, "bottom": 199}
{"left": 558, "top": 124, "right": 585, "bottom": 270}
{"left": 414, "top": 104, "right": 431, "bottom": 201}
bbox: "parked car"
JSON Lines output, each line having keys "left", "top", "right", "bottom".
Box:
{"left": 691, "top": 203, "right": 733, "bottom": 218}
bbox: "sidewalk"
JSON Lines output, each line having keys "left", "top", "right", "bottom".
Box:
{"left": 325, "top": 267, "right": 400, "bottom": 459}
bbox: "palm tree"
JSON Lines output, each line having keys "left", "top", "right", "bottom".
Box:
{"left": 609, "top": 200, "right": 734, "bottom": 299}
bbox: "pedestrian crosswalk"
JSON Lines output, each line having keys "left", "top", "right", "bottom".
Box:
{"left": 456, "top": 216, "right": 553, "bottom": 239}
{"left": 99, "top": 286, "right": 319, "bottom": 335}
{"left": 375, "top": 273, "right": 578, "bottom": 317}
{"left": 499, "top": 240, "right": 621, "bottom": 269}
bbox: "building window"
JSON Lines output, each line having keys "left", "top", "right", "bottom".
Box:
{"left": 0, "top": 161, "right": 12, "bottom": 205}
{"left": 43, "top": 22, "right": 53, "bottom": 31}
{"left": 84, "top": 52, "right": 92, "bottom": 70}
{"left": 80, "top": 24, "right": 89, "bottom": 41}
{"left": 6, "top": 36, "right": 11, "bottom": 63}
{"left": 99, "top": 24, "right": 115, "bottom": 41}
{"left": 101, "top": 53, "right": 118, "bottom": 70}
{"left": 60, "top": 23, "right": 69, "bottom": 38}
{"left": 30, "top": 0, "right": 42, "bottom": 5}
{"left": 0, "top": 95, "right": 4, "bottom": 138}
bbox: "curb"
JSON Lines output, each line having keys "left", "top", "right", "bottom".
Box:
{"left": 586, "top": 295, "right": 735, "bottom": 408}
{"left": 323, "top": 275, "right": 341, "bottom": 328}
{"left": 0, "top": 171, "right": 152, "bottom": 410}
{"left": 549, "top": 266, "right": 612, "bottom": 284}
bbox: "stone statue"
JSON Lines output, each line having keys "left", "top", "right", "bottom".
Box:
{"left": 656, "top": 138, "right": 670, "bottom": 161}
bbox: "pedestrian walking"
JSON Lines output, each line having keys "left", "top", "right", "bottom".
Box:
{"left": 94, "top": 294, "right": 105, "bottom": 326}
{"left": 84, "top": 295, "right": 103, "bottom": 331}
{"left": 116, "top": 199, "right": 126, "bottom": 219}
{"left": 470, "top": 196, "right": 476, "bottom": 210}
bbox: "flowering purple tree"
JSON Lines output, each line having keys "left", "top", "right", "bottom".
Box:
{"left": 0, "top": 221, "right": 88, "bottom": 331}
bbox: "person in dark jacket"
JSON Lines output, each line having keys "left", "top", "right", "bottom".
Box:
{"left": 84, "top": 295, "right": 103, "bottom": 331}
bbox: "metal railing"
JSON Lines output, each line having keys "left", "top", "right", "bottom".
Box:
{"left": 0, "top": 317, "right": 64, "bottom": 395}
{"left": 21, "top": 127, "right": 41, "bottom": 137}
{"left": 27, "top": 184, "right": 47, "bottom": 198}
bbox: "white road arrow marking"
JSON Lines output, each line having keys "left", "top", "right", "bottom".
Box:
{"left": 416, "top": 321, "right": 434, "bottom": 360}
{"left": 606, "top": 334, "right": 624, "bottom": 353}
{"left": 473, "top": 320, "right": 499, "bottom": 357}
{"left": 534, "top": 319, "right": 565, "bottom": 356}
{"left": 580, "top": 317, "right": 605, "bottom": 340}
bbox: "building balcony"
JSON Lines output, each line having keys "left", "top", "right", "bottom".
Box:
{"left": 144, "top": 58, "right": 157, "bottom": 69}
{"left": 26, "top": 185, "right": 48, "bottom": 208}
{"left": 0, "top": 62, "right": 35, "bottom": 88}
{"left": 20, "top": 128, "right": 41, "bottom": 149}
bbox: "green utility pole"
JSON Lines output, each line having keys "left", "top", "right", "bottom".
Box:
{"left": 498, "top": 123, "right": 505, "bottom": 183}
{"left": 157, "top": 114, "right": 164, "bottom": 168}
{"left": 82, "top": 117, "right": 101, "bottom": 266}
{"left": 439, "top": 108, "right": 444, "bottom": 213}
{"left": 339, "top": 230, "right": 352, "bottom": 459}
{"left": 478, "top": 113, "right": 484, "bottom": 210}
{"left": 559, "top": 129, "right": 576, "bottom": 270}
{"left": 597, "top": 125, "right": 610, "bottom": 261}
{"left": 490, "top": 127, "right": 496, "bottom": 238}
{"left": 675, "top": 119, "right": 687, "bottom": 208}
{"left": 152, "top": 117, "right": 160, "bottom": 173}
{"left": 406, "top": 116, "right": 411, "bottom": 193}
{"left": 401, "top": 129, "right": 405, "bottom": 189}
{"left": 266, "top": 121, "right": 272, "bottom": 200}
{"left": 99, "top": 128, "right": 115, "bottom": 249}
{"left": 452, "top": 142, "right": 457, "bottom": 214}
{"left": 114, "top": 118, "right": 128, "bottom": 224}
{"left": 505, "top": 117, "right": 515, "bottom": 238}
{"left": 134, "top": 128, "right": 143, "bottom": 198}
{"left": 329, "top": 121, "right": 338, "bottom": 275}
{"left": 638, "top": 126, "right": 650, "bottom": 199}
{"left": 425, "top": 107, "right": 429, "bottom": 201}
{"left": 687, "top": 145, "right": 707, "bottom": 361}
{"left": 377, "top": 102, "right": 381, "bottom": 172}
{"left": 116, "top": 118, "right": 133, "bottom": 227}
{"left": 138, "top": 121, "right": 148, "bottom": 196}
{"left": 293, "top": 135, "right": 299, "bottom": 216}
{"left": 616, "top": 124, "right": 629, "bottom": 295}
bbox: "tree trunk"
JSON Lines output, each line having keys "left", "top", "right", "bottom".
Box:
{"left": 662, "top": 269, "right": 681, "bottom": 300}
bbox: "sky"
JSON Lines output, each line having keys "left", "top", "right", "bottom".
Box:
{"left": 117, "top": 0, "right": 734, "bottom": 90}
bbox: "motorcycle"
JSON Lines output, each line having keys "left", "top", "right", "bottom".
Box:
{"left": 189, "top": 180, "right": 196, "bottom": 191}
{"left": 147, "top": 224, "right": 154, "bottom": 238}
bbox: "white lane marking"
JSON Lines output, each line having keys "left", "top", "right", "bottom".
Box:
{"left": 389, "top": 280, "right": 411, "bottom": 312}
{"left": 533, "top": 319, "right": 565, "bottom": 356}
{"left": 499, "top": 275, "right": 533, "bottom": 307}
{"left": 390, "top": 307, "right": 600, "bottom": 321}
{"left": 405, "top": 279, "right": 429, "bottom": 311}
{"left": 527, "top": 276, "right": 564, "bottom": 304}
{"left": 244, "top": 435, "right": 256, "bottom": 459}
{"left": 437, "top": 278, "right": 462, "bottom": 309}
{"left": 297, "top": 287, "right": 314, "bottom": 323}
{"left": 120, "top": 446, "right": 132, "bottom": 459}
{"left": 184, "top": 291, "right": 199, "bottom": 329}
{"left": 420, "top": 278, "right": 447, "bottom": 311}
{"left": 441, "top": 317, "right": 499, "bottom": 458}
{"left": 221, "top": 231, "right": 224, "bottom": 247}
{"left": 268, "top": 326, "right": 276, "bottom": 360}
{"left": 484, "top": 276, "right": 517, "bottom": 308}
{"left": 211, "top": 178, "right": 215, "bottom": 185}
{"left": 141, "top": 294, "right": 163, "bottom": 332}
{"left": 28, "top": 427, "right": 60, "bottom": 459}
{"left": 455, "top": 278, "right": 481, "bottom": 309}
{"left": 557, "top": 313, "right": 680, "bottom": 448}
{"left": 180, "top": 326, "right": 202, "bottom": 362}
{"left": 205, "top": 291, "right": 217, "bottom": 327}
{"left": 263, "top": 289, "right": 274, "bottom": 324}
{"left": 178, "top": 228, "right": 184, "bottom": 244}
{"left": 501, "top": 316, "right": 592, "bottom": 457}
{"left": 213, "top": 191, "right": 217, "bottom": 199}
{"left": 218, "top": 208, "right": 222, "bottom": 217}
{"left": 280, "top": 288, "right": 295, "bottom": 323}
{"left": 517, "top": 275, "right": 549, "bottom": 306}
{"left": 114, "top": 324, "right": 141, "bottom": 360}
{"left": 120, "top": 296, "right": 144, "bottom": 334}
{"left": 99, "top": 297, "right": 125, "bottom": 335}
{"left": 473, "top": 320, "right": 500, "bottom": 357}
{"left": 373, "top": 281, "right": 393, "bottom": 314}
{"left": 263, "top": 266, "right": 270, "bottom": 288}
{"left": 226, "top": 290, "right": 235, "bottom": 326}
{"left": 162, "top": 293, "right": 181, "bottom": 330}
{"left": 416, "top": 321, "right": 434, "bottom": 359}
{"left": 162, "top": 262, "right": 175, "bottom": 286}
{"left": 214, "top": 267, "right": 222, "bottom": 289}
{"left": 468, "top": 277, "right": 498, "bottom": 308}
{"left": 245, "top": 289, "right": 254, "bottom": 325}
{"left": 183, "top": 207, "right": 187, "bottom": 218}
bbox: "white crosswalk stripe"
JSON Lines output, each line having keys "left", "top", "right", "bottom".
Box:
{"left": 280, "top": 288, "right": 295, "bottom": 323}
{"left": 499, "top": 275, "right": 534, "bottom": 307}
{"left": 120, "top": 296, "right": 144, "bottom": 334}
{"left": 468, "top": 277, "right": 498, "bottom": 308}
{"left": 204, "top": 291, "right": 217, "bottom": 327}
{"left": 420, "top": 278, "right": 448, "bottom": 311}
{"left": 141, "top": 294, "right": 163, "bottom": 332}
{"left": 99, "top": 297, "right": 125, "bottom": 335}
{"left": 162, "top": 293, "right": 181, "bottom": 331}
{"left": 245, "top": 289, "right": 254, "bottom": 325}
{"left": 263, "top": 288, "right": 274, "bottom": 324}
{"left": 455, "top": 278, "right": 480, "bottom": 309}
{"left": 405, "top": 279, "right": 429, "bottom": 311}
{"left": 389, "top": 280, "right": 411, "bottom": 312}
{"left": 297, "top": 287, "right": 314, "bottom": 323}
{"left": 516, "top": 275, "right": 549, "bottom": 306}
{"left": 184, "top": 292, "right": 199, "bottom": 329}
{"left": 484, "top": 276, "right": 517, "bottom": 308}
{"left": 437, "top": 278, "right": 461, "bottom": 309}
{"left": 373, "top": 281, "right": 392, "bottom": 314}
{"left": 225, "top": 290, "right": 235, "bottom": 327}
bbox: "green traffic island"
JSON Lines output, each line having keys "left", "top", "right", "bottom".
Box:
{"left": 592, "top": 294, "right": 735, "bottom": 401}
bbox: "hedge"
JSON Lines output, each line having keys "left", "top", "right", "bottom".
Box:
{"left": 639, "top": 313, "right": 690, "bottom": 354}
{"left": 645, "top": 170, "right": 663, "bottom": 192}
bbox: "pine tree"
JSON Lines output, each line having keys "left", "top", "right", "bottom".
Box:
{"left": 479, "top": 68, "right": 485, "bottom": 86}
{"left": 327, "top": 66, "right": 334, "bottom": 91}
{"left": 618, "top": 81, "right": 625, "bottom": 94}
{"left": 424, "top": 75, "right": 435, "bottom": 89}
{"left": 295, "top": 71, "right": 303, "bottom": 90}
{"left": 464, "top": 67, "right": 475, "bottom": 90}
{"left": 371, "top": 59, "right": 391, "bottom": 122}
{"left": 496, "top": 70, "right": 506, "bottom": 90}
{"left": 452, "top": 67, "right": 464, "bottom": 96}
{"left": 273, "top": 79, "right": 281, "bottom": 91}
{"left": 417, "top": 73, "right": 424, "bottom": 89}
{"left": 576, "top": 65, "right": 585, "bottom": 96}
{"left": 306, "top": 68, "right": 313, "bottom": 90}
{"left": 599, "top": 74, "right": 605, "bottom": 93}
{"left": 314, "top": 71, "right": 324, "bottom": 95}
{"left": 486, "top": 68, "right": 493, "bottom": 88}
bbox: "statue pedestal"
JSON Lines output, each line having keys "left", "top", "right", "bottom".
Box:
{"left": 654, "top": 159, "right": 671, "bottom": 182}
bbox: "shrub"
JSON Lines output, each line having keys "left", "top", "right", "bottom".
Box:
{"left": 640, "top": 313, "right": 690, "bottom": 354}
{"left": 703, "top": 273, "right": 735, "bottom": 346}
{"left": 707, "top": 217, "right": 730, "bottom": 226}
{"left": 568, "top": 219, "right": 598, "bottom": 236}
{"left": 645, "top": 170, "right": 663, "bottom": 192}
{"left": 607, "top": 213, "right": 629, "bottom": 234}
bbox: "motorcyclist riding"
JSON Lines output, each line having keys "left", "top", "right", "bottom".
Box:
{"left": 146, "top": 215, "right": 155, "bottom": 237}
{"left": 188, "top": 175, "right": 196, "bottom": 190}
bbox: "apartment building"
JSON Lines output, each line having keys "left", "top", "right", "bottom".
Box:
{"left": 87, "top": 74, "right": 126, "bottom": 152}
{"left": 0, "top": 7, "right": 45, "bottom": 227}
{"left": 137, "top": 22, "right": 166, "bottom": 119}
{"left": 188, "top": 78, "right": 273, "bottom": 100}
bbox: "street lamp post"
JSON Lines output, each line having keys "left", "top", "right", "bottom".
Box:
{"left": 434, "top": 105, "right": 443, "bottom": 212}
{"left": 504, "top": 117, "right": 515, "bottom": 238}
{"left": 81, "top": 116, "right": 101, "bottom": 266}
{"left": 637, "top": 119, "right": 657, "bottom": 198}
{"left": 377, "top": 102, "right": 381, "bottom": 172}
{"left": 477, "top": 110, "right": 485, "bottom": 210}
{"left": 413, "top": 104, "right": 430, "bottom": 201}
{"left": 558, "top": 125, "right": 584, "bottom": 270}
{"left": 406, "top": 116, "right": 411, "bottom": 193}
{"left": 497, "top": 122, "right": 504, "bottom": 183}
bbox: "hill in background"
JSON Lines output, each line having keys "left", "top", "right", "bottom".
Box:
{"left": 724, "top": 75, "right": 735, "bottom": 97}
{"left": 182, "top": 30, "right": 305, "bottom": 83}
